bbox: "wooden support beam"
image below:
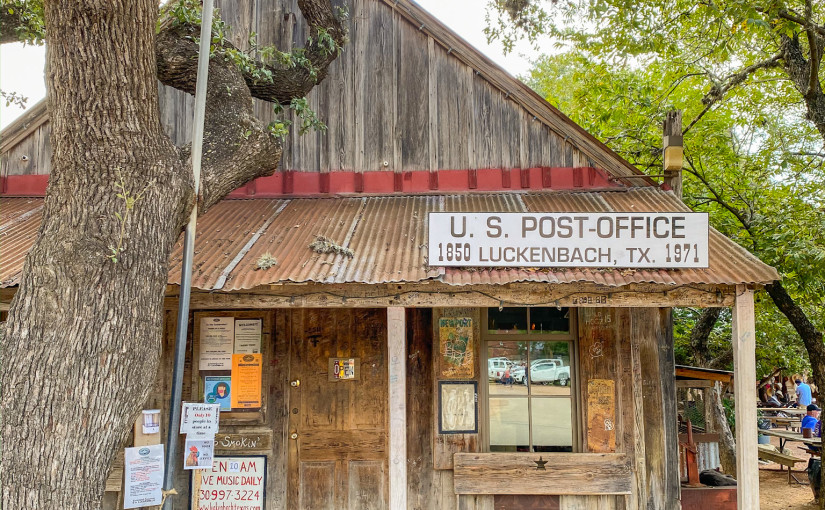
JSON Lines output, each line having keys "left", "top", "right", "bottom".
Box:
{"left": 732, "top": 285, "right": 758, "bottom": 510}
{"left": 453, "top": 453, "right": 631, "bottom": 495}
{"left": 387, "top": 307, "right": 407, "bottom": 509}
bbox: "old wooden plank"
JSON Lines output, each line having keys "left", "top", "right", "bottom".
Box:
{"left": 432, "top": 308, "right": 481, "bottom": 470}
{"left": 659, "top": 309, "right": 680, "bottom": 508}
{"left": 472, "top": 74, "right": 499, "bottom": 169}
{"left": 428, "top": 37, "right": 439, "bottom": 174}
{"left": 435, "top": 44, "right": 471, "bottom": 170}
{"left": 632, "top": 308, "right": 679, "bottom": 510}
{"left": 732, "top": 287, "right": 758, "bottom": 510}
{"left": 406, "top": 308, "right": 435, "bottom": 510}
{"left": 177, "top": 283, "right": 738, "bottom": 311}
{"left": 388, "top": 307, "right": 407, "bottom": 509}
{"left": 675, "top": 367, "right": 733, "bottom": 383}
{"left": 266, "top": 309, "right": 289, "bottom": 508}
{"left": 560, "top": 495, "right": 620, "bottom": 510}
{"left": 213, "top": 431, "right": 272, "bottom": 453}
{"left": 453, "top": 453, "right": 631, "bottom": 495}
{"left": 398, "top": 22, "right": 429, "bottom": 170}
{"left": 578, "top": 309, "right": 619, "bottom": 453}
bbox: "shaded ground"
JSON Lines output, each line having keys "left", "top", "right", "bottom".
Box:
{"left": 760, "top": 435, "right": 817, "bottom": 509}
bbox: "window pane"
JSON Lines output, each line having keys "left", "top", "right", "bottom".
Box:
{"left": 489, "top": 397, "right": 529, "bottom": 451}
{"left": 487, "top": 307, "right": 528, "bottom": 334}
{"left": 532, "top": 398, "right": 573, "bottom": 452}
{"left": 529, "top": 307, "right": 570, "bottom": 334}
{"left": 527, "top": 342, "right": 572, "bottom": 396}
{"left": 488, "top": 341, "right": 528, "bottom": 395}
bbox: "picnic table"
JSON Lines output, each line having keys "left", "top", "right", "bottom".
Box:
{"left": 762, "top": 428, "right": 821, "bottom": 452}
{"left": 764, "top": 416, "right": 802, "bottom": 431}
{"left": 760, "top": 407, "right": 808, "bottom": 416}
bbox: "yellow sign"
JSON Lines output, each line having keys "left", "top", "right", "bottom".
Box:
{"left": 230, "top": 354, "right": 262, "bottom": 409}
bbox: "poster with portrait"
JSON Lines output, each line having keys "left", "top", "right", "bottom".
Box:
{"left": 438, "top": 317, "right": 474, "bottom": 378}
{"left": 438, "top": 381, "right": 478, "bottom": 434}
{"left": 204, "top": 376, "right": 232, "bottom": 411}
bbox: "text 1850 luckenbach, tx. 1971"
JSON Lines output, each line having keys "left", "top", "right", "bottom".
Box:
{"left": 427, "top": 213, "right": 709, "bottom": 269}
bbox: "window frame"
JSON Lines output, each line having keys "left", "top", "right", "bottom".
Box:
{"left": 480, "top": 307, "right": 580, "bottom": 453}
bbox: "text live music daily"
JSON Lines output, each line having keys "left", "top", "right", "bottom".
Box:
{"left": 427, "top": 212, "right": 709, "bottom": 269}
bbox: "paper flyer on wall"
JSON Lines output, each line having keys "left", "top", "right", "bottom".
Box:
{"left": 123, "top": 444, "right": 164, "bottom": 509}
{"left": 183, "top": 438, "right": 215, "bottom": 470}
{"left": 234, "top": 319, "right": 262, "bottom": 353}
{"left": 199, "top": 316, "right": 234, "bottom": 369}
{"left": 180, "top": 403, "right": 220, "bottom": 436}
{"left": 230, "top": 353, "right": 263, "bottom": 409}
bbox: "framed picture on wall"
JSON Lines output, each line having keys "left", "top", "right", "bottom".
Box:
{"left": 438, "top": 381, "right": 478, "bottom": 434}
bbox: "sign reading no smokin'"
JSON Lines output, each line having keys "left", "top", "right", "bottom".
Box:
{"left": 428, "top": 212, "right": 709, "bottom": 269}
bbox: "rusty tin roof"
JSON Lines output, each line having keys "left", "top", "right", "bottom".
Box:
{"left": 1, "top": 189, "right": 779, "bottom": 290}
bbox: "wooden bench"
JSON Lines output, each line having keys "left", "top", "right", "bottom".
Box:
{"left": 765, "top": 416, "right": 802, "bottom": 431}
{"left": 758, "top": 444, "right": 807, "bottom": 484}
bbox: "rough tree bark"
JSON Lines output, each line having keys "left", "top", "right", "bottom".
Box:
{"left": 0, "top": 1, "right": 345, "bottom": 508}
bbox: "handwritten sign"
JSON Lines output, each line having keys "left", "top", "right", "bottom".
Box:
{"left": 214, "top": 433, "right": 271, "bottom": 453}
{"left": 194, "top": 456, "right": 266, "bottom": 510}
{"left": 200, "top": 317, "right": 234, "bottom": 370}
{"left": 587, "top": 379, "right": 616, "bottom": 453}
{"left": 428, "top": 212, "right": 709, "bottom": 268}
{"left": 180, "top": 403, "right": 220, "bottom": 437}
{"left": 231, "top": 354, "right": 262, "bottom": 409}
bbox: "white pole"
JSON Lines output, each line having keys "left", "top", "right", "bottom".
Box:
{"left": 732, "top": 285, "right": 758, "bottom": 510}
{"left": 387, "top": 307, "right": 407, "bottom": 509}
{"left": 163, "top": 1, "right": 214, "bottom": 507}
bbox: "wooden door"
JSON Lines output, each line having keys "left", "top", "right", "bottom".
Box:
{"left": 287, "top": 309, "right": 388, "bottom": 510}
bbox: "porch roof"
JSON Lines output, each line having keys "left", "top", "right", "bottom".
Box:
{"left": 1, "top": 188, "right": 779, "bottom": 290}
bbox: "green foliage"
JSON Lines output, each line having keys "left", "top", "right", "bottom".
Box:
{"left": 2, "top": 0, "right": 45, "bottom": 44}
{"left": 511, "top": 0, "right": 825, "bottom": 375}
{"left": 108, "top": 170, "right": 154, "bottom": 264}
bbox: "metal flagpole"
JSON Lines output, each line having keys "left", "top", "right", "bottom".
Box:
{"left": 163, "top": 0, "right": 214, "bottom": 507}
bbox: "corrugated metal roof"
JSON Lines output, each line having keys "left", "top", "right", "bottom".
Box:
{"left": 1, "top": 198, "right": 43, "bottom": 287}
{"left": 1, "top": 189, "right": 779, "bottom": 290}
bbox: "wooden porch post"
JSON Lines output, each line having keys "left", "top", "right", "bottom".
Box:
{"left": 732, "top": 286, "right": 758, "bottom": 509}
{"left": 387, "top": 307, "right": 407, "bottom": 509}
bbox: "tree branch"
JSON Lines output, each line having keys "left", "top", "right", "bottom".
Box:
{"left": 155, "top": 0, "right": 347, "bottom": 211}
{"left": 780, "top": 33, "right": 825, "bottom": 141}
{"left": 804, "top": 0, "right": 822, "bottom": 99}
{"left": 157, "top": 0, "right": 347, "bottom": 104}
{"left": 683, "top": 54, "right": 782, "bottom": 136}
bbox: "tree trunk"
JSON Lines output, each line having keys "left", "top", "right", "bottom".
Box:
{"left": 0, "top": 1, "right": 189, "bottom": 507}
{"left": 1, "top": 1, "right": 346, "bottom": 507}
{"left": 708, "top": 381, "right": 737, "bottom": 476}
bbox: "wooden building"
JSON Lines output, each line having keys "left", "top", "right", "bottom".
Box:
{"left": 0, "top": 1, "right": 778, "bottom": 509}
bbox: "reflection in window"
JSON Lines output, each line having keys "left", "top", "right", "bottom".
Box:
{"left": 487, "top": 307, "right": 528, "bottom": 334}
{"left": 532, "top": 399, "right": 573, "bottom": 452}
{"left": 486, "top": 312, "right": 575, "bottom": 452}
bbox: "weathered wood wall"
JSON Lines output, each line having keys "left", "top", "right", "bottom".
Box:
{"left": 99, "top": 304, "right": 679, "bottom": 510}
{"left": 2, "top": 0, "right": 604, "bottom": 180}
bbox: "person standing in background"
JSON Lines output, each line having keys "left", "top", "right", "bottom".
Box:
{"left": 797, "top": 378, "right": 813, "bottom": 407}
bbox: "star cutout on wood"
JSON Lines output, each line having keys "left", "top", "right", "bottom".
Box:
{"left": 534, "top": 456, "right": 548, "bottom": 471}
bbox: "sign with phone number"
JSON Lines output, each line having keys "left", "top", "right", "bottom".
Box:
{"left": 193, "top": 456, "right": 265, "bottom": 510}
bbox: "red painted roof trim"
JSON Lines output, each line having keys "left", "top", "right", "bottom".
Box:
{"left": 2, "top": 167, "right": 625, "bottom": 198}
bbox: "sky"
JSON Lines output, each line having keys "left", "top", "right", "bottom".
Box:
{"left": 0, "top": 1, "right": 543, "bottom": 130}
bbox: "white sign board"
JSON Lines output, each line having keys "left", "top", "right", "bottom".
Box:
{"left": 124, "top": 445, "right": 164, "bottom": 509}
{"left": 200, "top": 317, "right": 234, "bottom": 370}
{"left": 180, "top": 403, "right": 220, "bottom": 437}
{"left": 194, "top": 456, "right": 266, "bottom": 510}
{"left": 428, "top": 212, "right": 709, "bottom": 268}
{"left": 184, "top": 438, "right": 215, "bottom": 470}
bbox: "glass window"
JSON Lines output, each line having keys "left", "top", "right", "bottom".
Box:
{"left": 487, "top": 307, "right": 528, "bottom": 334}
{"left": 485, "top": 308, "right": 575, "bottom": 453}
